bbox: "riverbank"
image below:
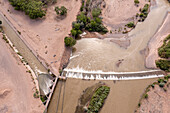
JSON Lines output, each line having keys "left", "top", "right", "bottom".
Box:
{"left": 146, "top": 12, "right": 170, "bottom": 69}
{"left": 0, "top": 0, "right": 81, "bottom": 75}
{"left": 0, "top": 33, "right": 44, "bottom": 113}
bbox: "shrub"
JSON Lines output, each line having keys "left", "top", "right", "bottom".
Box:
{"left": 151, "top": 84, "right": 155, "bottom": 88}
{"left": 159, "top": 82, "right": 165, "bottom": 87}
{"left": 0, "top": 20, "right": 2, "bottom": 25}
{"left": 158, "top": 34, "right": 170, "bottom": 58}
{"left": 92, "top": 8, "right": 101, "bottom": 18}
{"left": 134, "top": 0, "right": 140, "bottom": 4}
{"left": 9, "top": 0, "right": 46, "bottom": 19}
{"left": 156, "top": 59, "right": 170, "bottom": 72}
{"left": 64, "top": 37, "right": 76, "bottom": 47}
{"left": 55, "top": 6, "right": 67, "bottom": 16}
{"left": 126, "top": 22, "right": 135, "bottom": 28}
{"left": 144, "top": 93, "right": 148, "bottom": 99}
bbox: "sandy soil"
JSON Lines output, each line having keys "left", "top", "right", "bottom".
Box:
{"left": 137, "top": 80, "right": 170, "bottom": 113}
{"left": 102, "top": 0, "right": 147, "bottom": 33}
{"left": 0, "top": 0, "right": 81, "bottom": 75}
{"left": 0, "top": 33, "right": 44, "bottom": 113}
{"left": 146, "top": 13, "right": 170, "bottom": 69}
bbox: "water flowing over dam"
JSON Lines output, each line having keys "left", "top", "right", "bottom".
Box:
{"left": 65, "top": 0, "right": 170, "bottom": 77}
{"left": 0, "top": 12, "right": 53, "bottom": 96}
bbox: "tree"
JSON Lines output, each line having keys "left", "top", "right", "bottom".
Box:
{"left": 92, "top": 8, "right": 101, "bottom": 18}
{"left": 64, "top": 37, "right": 76, "bottom": 47}
{"left": 55, "top": 6, "right": 67, "bottom": 16}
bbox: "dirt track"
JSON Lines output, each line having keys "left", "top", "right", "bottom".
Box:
{"left": 0, "top": 33, "right": 44, "bottom": 113}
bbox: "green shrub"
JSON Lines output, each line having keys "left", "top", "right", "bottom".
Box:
{"left": 156, "top": 59, "right": 170, "bottom": 72}
{"left": 144, "top": 93, "right": 148, "bottom": 99}
{"left": 126, "top": 22, "right": 135, "bottom": 28}
{"left": 55, "top": 6, "right": 67, "bottom": 16}
{"left": 92, "top": 8, "right": 101, "bottom": 18}
{"left": 134, "top": 0, "right": 140, "bottom": 4}
{"left": 151, "top": 84, "right": 155, "bottom": 88}
{"left": 64, "top": 37, "right": 76, "bottom": 47}
{"left": 9, "top": 0, "right": 46, "bottom": 19}
{"left": 159, "top": 82, "right": 165, "bottom": 87}
{"left": 0, "top": 20, "right": 2, "bottom": 25}
{"left": 158, "top": 34, "right": 170, "bottom": 58}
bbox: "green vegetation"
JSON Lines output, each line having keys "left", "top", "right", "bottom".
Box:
{"left": 8, "top": 0, "right": 46, "bottom": 19}
{"left": 156, "top": 34, "right": 170, "bottom": 72}
{"left": 2, "top": 34, "right": 9, "bottom": 43}
{"left": 0, "top": 20, "right": 2, "bottom": 25}
{"left": 138, "top": 4, "right": 149, "bottom": 22}
{"left": 144, "top": 93, "right": 148, "bottom": 99}
{"left": 55, "top": 6, "right": 67, "bottom": 16}
{"left": 158, "top": 34, "right": 170, "bottom": 58}
{"left": 70, "top": 0, "right": 108, "bottom": 39}
{"left": 64, "top": 37, "right": 76, "bottom": 47}
{"left": 134, "top": 0, "right": 140, "bottom": 4}
{"left": 126, "top": 22, "right": 135, "bottom": 28}
{"left": 33, "top": 89, "right": 39, "bottom": 98}
{"left": 40, "top": 95, "right": 47, "bottom": 103}
{"left": 87, "top": 86, "right": 110, "bottom": 113}
{"left": 156, "top": 59, "right": 170, "bottom": 72}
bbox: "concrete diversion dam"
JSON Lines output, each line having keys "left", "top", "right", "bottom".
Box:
{"left": 47, "top": 0, "right": 169, "bottom": 113}
{"left": 0, "top": 12, "right": 54, "bottom": 105}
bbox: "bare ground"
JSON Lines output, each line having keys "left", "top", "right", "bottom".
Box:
{"left": 0, "top": 0, "right": 81, "bottom": 75}
{"left": 102, "top": 0, "right": 148, "bottom": 34}
{"left": 137, "top": 80, "right": 170, "bottom": 113}
{"left": 0, "top": 33, "right": 44, "bottom": 113}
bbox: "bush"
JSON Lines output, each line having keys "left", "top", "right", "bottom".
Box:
{"left": 158, "top": 34, "right": 170, "bottom": 58}
{"left": 64, "top": 37, "right": 76, "bottom": 47}
{"left": 159, "top": 82, "right": 165, "bottom": 87}
{"left": 55, "top": 6, "right": 67, "bottom": 16}
{"left": 144, "top": 94, "right": 148, "bottom": 99}
{"left": 156, "top": 59, "right": 170, "bottom": 72}
{"left": 134, "top": 0, "right": 140, "bottom": 4}
{"left": 0, "top": 20, "right": 2, "bottom": 25}
{"left": 126, "top": 22, "right": 135, "bottom": 28}
{"left": 9, "top": 0, "right": 46, "bottom": 19}
{"left": 92, "top": 8, "right": 101, "bottom": 18}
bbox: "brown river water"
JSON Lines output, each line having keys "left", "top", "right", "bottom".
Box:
{"left": 47, "top": 0, "right": 170, "bottom": 113}
{"left": 66, "top": 0, "right": 170, "bottom": 73}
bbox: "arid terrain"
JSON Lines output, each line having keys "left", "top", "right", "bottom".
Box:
{"left": 137, "top": 79, "right": 170, "bottom": 113}
{"left": 0, "top": 0, "right": 169, "bottom": 113}
{"left": 0, "top": 33, "right": 44, "bottom": 113}
{"left": 0, "top": 0, "right": 81, "bottom": 75}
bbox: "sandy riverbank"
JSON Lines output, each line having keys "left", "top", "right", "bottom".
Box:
{"left": 137, "top": 79, "right": 170, "bottom": 113}
{"left": 0, "top": 33, "right": 44, "bottom": 113}
{"left": 145, "top": 13, "right": 170, "bottom": 69}
{"left": 0, "top": 0, "right": 81, "bottom": 75}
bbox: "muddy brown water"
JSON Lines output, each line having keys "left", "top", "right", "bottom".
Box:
{"left": 47, "top": 0, "right": 170, "bottom": 112}
{"left": 66, "top": 0, "right": 170, "bottom": 72}
{"left": 48, "top": 78, "right": 157, "bottom": 113}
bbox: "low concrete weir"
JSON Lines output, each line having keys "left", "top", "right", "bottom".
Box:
{"left": 64, "top": 69, "right": 165, "bottom": 80}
